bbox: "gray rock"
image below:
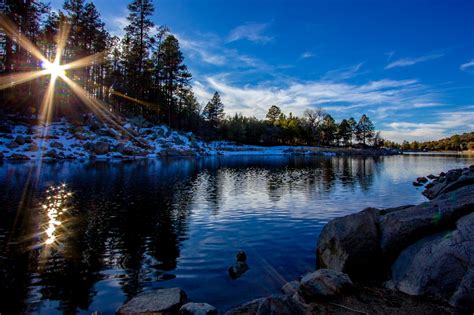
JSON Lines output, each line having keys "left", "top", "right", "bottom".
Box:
{"left": 50, "top": 141, "right": 64, "bottom": 149}
{"left": 14, "top": 135, "right": 26, "bottom": 145}
{"left": 179, "top": 303, "right": 218, "bottom": 315}
{"left": 379, "top": 185, "right": 474, "bottom": 256}
{"left": 281, "top": 280, "right": 300, "bottom": 295}
{"left": 117, "top": 288, "right": 187, "bottom": 315}
{"left": 7, "top": 141, "right": 19, "bottom": 149}
{"left": 93, "top": 141, "right": 109, "bottom": 155}
{"left": 388, "top": 213, "right": 474, "bottom": 312}
{"left": 298, "top": 269, "right": 353, "bottom": 301}
{"left": 316, "top": 208, "right": 381, "bottom": 278}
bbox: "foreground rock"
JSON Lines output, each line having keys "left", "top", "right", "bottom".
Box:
{"left": 117, "top": 288, "right": 187, "bottom": 314}
{"left": 179, "top": 303, "right": 218, "bottom": 315}
{"left": 316, "top": 166, "right": 474, "bottom": 312}
{"left": 298, "top": 269, "right": 353, "bottom": 301}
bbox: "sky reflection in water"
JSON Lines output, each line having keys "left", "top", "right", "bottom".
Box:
{"left": 0, "top": 155, "right": 473, "bottom": 314}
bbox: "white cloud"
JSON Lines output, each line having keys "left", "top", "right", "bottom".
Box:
{"left": 322, "top": 63, "right": 365, "bottom": 81}
{"left": 227, "top": 22, "right": 273, "bottom": 44}
{"left": 300, "top": 52, "right": 315, "bottom": 59}
{"left": 460, "top": 59, "right": 474, "bottom": 72}
{"left": 385, "top": 53, "right": 444, "bottom": 69}
{"left": 381, "top": 110, "right": 474, "bottom": 142}
{"left": 193, "top": 75, "right": 436, "bottom": 120}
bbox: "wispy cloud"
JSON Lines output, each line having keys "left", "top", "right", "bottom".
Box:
{"left": 227, "top": 22, "right": 273, "bottom": 44}
{"left": 381, "top": 110, "right": 474, "bottom": 142}
{"left": 385, "top": 53, "right": 444, "bottom": 69}
{"left": 321, "top": 63, "right": 365, "bottom": 81}
{"left": 460, "top": 59, "right": 474, "bottom": 72}
{"left": 300, "top": 52, "right": 315, "bottom": 59}
{"left": 193, "top": 75, "right": 435, "bottom": 120}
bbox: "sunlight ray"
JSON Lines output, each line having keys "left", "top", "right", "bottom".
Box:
{"left": 0, "top": 70, "right": 50, "bottom": 90}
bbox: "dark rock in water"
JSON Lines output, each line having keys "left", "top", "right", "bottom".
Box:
{"left": 298, "top": 269, "right": 353, "bottom": 301}
{"left": 116, "top": 287, "right": 187, "bottom": 315}
{"left": 45, "top": 149, "right": 58, "bottom": 159}
{"left": 416, "top": 177, "right": 428, "bottom": 183}
{"left": 316, "top": 207, "right": 381, "bottom": 280}
{"left": 427, "top": 174, "right": 437, "bottom": 180}
{"left": 157, "top": 273, "right": 176, "bottom": 281}
{"left": 224, "top": 295, "right": 304, "bottom": 315}
{"left": 179, "top": 302, "right": 218, "bottom": 315}
{"left": 228, "top": 262, "right": 249, "bottom": 280}
{"left": 14, "top": 135, "right": 26, "bottom": 145}
{"left": 387, "top": 213, "right": 474, "bottom": 312}
{"left": 236, "top": 251, "right": 247, "bottom": 262}
{"left": 24, "top": 136, "right": 32, "bottom": 144}
{"left": 424, "top": 182, "right": 434, "bottom": 189}
{"left": 412, "top": 181, "right": 423, "bottom": 187}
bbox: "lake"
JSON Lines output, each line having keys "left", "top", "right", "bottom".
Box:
{"left": 1, "top": 154, "right": 473, "bottom": 314}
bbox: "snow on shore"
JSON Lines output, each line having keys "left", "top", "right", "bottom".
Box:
{"left": 0, "top": 116, "right": 396, "bottom": 161}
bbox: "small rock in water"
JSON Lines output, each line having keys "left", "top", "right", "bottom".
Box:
{"left": 236, "top": 251, "right": 247, "bottom": 262}
{"left": 416, "top": 177, "right": 428, "bottom": 183}
{"left": 15, "top": 135, "right": 26, "bottom": 145}
{"left": 179, "top": 302, "right": 218, "bottom": 315}
{"left": 228, "top": 262, "right": 249, "bottom": 280}
{"left": 413, "top": 181, "right": 423, "bottom": 187}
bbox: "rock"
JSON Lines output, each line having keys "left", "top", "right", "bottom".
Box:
{"left": 236, "top": 251, "right": 247, "bottom": 263}
{"left": 9, "top": 153, "right": 30, "bottom": 160}
{"left": 379, "top": 185, "right": 474, "bottom": 257}
{"left": 7, "top": 141, "right": 19, "bottom": 149}
{"left": 298, "top": 269, "right": 353, "bottom": 301}
{"left": 26, "top": 144, "right": 38, "bottom": 152}
{"left": 387, "top": 213, "right": 474, "bottom": 312}
{"left": 117, "top": 288, "right": 187, "bottom": 315}
{"left": 281, "top": 280, "right": 300, "bottom": 295}
{"left": 179, "top": 303, "right": 218, "bottom": 315}
{"left": 45, "top": 149, "right": 58, "bottom": 159}
{"left": 14, "top": 135, "right": 26, "bottom": 145}
{"left": 427, "top": 174, "right": 437, "bottom": 180}
{"left": 24, "top": 136, "right": 32, "bottom": 144}
{"left": 0, "top": 152, "right": 3, "bottom": 160}
{"left": 316, "top": 208, "right": 382, "bottom": 279}
{"left": 0, "top": 123, "right": 11, "bottom": 133}
{"left": 93, "top": 141, "right": 109, "bottom": 155}
{"left": 416, "top": 177, "right": 428, "bottom": 183}
{"left": 224, "top": 295, "right": 303, "bottom": 315}
{"left": 412, "top": 181, "right": 423, "bottom": 187}
{"left": 50, "top": 141, "right": 64, "bottom": 149}
{"left": 228, "top": 262, "right": 249, "bottom": 280}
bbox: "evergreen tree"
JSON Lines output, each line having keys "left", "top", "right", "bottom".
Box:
{"left": 266, "top": 105, "right": 281, "bottom": 124}
{"left": 337, "top": 118, "right": 352, "bottom": 146}
{"left": 154, "top": 34, "right": 191, "bottom": 126}
{"left": 203, "top": 92, "right": 224, "bottom": 127}
{"left": 355, "top": 114, "right": 375, "bottom": 145}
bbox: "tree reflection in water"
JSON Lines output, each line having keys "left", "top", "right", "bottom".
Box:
{"left": 0, "top": 155, "right": 433, "bottom": 314}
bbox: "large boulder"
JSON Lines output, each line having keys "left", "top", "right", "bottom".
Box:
{"left": 179, "top": 303, "right": 218, "bottom": 315}
{"left": 387, "top": 213, "right": 474, "bottom": 312}
{"left": 379, "top": 185, "right": 474, "bottom": 257}
{"left": 117, "top": 288, "right": 187, "bottom": 315}
{"left": 298, "top": 269, "right": 353, "bottom": 301}
{"left": 316, "top": 208, "right": 382, "bottom": 279}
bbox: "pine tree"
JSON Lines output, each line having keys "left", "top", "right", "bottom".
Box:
{"left": 122, "top": 0, "right": 155, "bottom": 105}
{"left": 337, "top": 119, "right": 352, "bottom": 146}
{"left": 154, "top": 34, "right": 191, "bottom": 126}
{"left": 355, "top": 114, "right": 375, "bottom": 145}
{"left": 266, "top": 105, "right": 281, "bottom": 124}
{"left": 203, "top": 92, "right": 225, "bottom": 127}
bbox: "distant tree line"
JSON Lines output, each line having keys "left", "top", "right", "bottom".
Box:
{"left": 0, "top": 0, "right": 380, "bottom": 147}
{"left": 384, "top": 132, "right": 474, "bottom": 152}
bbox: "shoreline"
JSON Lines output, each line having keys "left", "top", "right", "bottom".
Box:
{"left": 0, "top": 117, "right": 400, "bottom": 162}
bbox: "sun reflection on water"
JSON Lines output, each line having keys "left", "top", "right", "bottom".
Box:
{"left": 41, "top": 184, "right": 72, "bottom": 246}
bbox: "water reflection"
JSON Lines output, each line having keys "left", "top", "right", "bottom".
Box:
{"left": 0, "top": 155, "right": 472, "bottom": 314}
{"left": 40, "top": 184, "right": 72, "bottom": 246}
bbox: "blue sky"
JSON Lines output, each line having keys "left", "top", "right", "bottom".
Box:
{"left": 50, "top": 0, "right": 474, "bottom": 142}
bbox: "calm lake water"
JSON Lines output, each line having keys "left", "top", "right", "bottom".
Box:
{"left": 1, "top": 154, "right": 473, "bottom": 314}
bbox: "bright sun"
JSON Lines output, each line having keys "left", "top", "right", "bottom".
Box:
{"left": 42, "top": 61, "right": 66, "bottom": 78}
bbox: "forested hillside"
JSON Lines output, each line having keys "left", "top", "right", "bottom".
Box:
{"left": 0, "top": 0, "right": 381, "bottom": 147}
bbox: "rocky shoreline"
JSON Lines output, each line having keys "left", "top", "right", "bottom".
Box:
{"left": 114, "top": 165, "right": 473, "bottom": 314}
{"left": 0, "top": 115, "right": 399, "bottom": 161}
